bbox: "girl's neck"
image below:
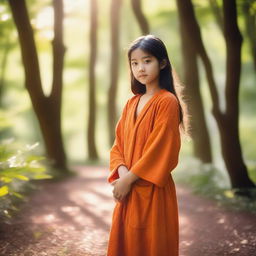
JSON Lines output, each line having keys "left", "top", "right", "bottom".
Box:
{"left": 144, "top": 85, "right": 162, "bottom": 96}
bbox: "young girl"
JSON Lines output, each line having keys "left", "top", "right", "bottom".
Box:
{"left": 107, "top": 35, "right": 184, "bottom": 256}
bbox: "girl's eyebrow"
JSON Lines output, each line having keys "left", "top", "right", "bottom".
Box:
{"left": 131, "top": 55, "right": 152, "bottom": 61}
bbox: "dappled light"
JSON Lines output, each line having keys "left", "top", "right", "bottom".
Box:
{"left": 0, "top": 167, "right": 113, "bottom": 255}
{"left": 176, "top": 185, "right": 256, "bottom": 255}
{"left": 1, "top": 167, "right": 255, "bottom": 255}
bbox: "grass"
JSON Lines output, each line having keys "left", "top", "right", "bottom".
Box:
{"left": 173, "top": 158, "right": 256, "bottom": 214}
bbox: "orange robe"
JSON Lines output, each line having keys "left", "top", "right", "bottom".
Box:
{"left": 107, "top": 88, "right": 181, "bottom": 256}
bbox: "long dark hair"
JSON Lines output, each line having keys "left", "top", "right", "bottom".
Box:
{"left": 127, "top": 35, "right": 186, "bottom": 125}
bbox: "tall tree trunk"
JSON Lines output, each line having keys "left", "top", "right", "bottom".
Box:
{"left": 108, "top": 0, "right": 122, "bottom": 146}
{"left": 176, "top": 0, "right": 255, "bottom": 189}
{"left": 220, "top": 0, "right": 254, "bottom": 188}
{"left": 8, "top": 0, "right": 68, "bottom": 172}
{"left": 176, "top": 1, "right": 212, "bottom": 163}
{"left": 131, "top": 0, "right": 150, "bottom": 34}
{"left": 209, "top": 0, "right": 256, "bottom": 72}
{"left": 241, "top": 0, "right": 256, "bottom": 72}
{"left": 87, "top": 0, "right": 99, "bottom": 160}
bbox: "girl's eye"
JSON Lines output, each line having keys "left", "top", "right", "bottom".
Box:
{"left": 145, "top": 59, "right": 151, "bottom": 63}
{"left": 131, "top": 62, "right": 137, "bottom": 66}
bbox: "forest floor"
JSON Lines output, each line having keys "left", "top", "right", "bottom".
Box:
{"left": 0, "top": 165, "right": 256, "bottom": 256}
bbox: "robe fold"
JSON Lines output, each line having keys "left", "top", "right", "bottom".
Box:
{"left": 107, "top": 88, "right": 181, "bottom": 256}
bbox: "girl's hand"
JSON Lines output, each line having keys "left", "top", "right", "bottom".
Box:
{"left": 117, "top": 165, "right": 129, "bottom": 178}
{"left": 110, "top": 180, "right": 120, "bottom": 203}
{"left": 111, "top": 176, "right": 132, "bottom": 202}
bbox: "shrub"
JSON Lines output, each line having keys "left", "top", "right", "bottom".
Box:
{"left": 0, "top": 138, "right": 51, "bottom": 222}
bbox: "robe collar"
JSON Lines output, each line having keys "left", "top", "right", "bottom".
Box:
{"left": 133, "top": 88, "right": 166, "bottom": 127}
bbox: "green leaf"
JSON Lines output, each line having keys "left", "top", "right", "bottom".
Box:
{"left": 0, "top": 185, "right": 8, "bottom": 197}
{"left": 10, "top": 191, "right": 24, "bottom": 199}
{"left": 25, "top": 167, "right": 46, "bottom": 173}
{"left": 33, "top": 174, "right": 52, "bottom": 180}
{"left": 14, "top": 174, "right": 29, "bottom": 181}
{"left": 0, "top": 177, "right": 12, "bottom": 183}
{"left": 0, "top": 171, "right": 29, "bottom": 181}
{"left": 26, "top": 155, "right": 45, "bottom": 163}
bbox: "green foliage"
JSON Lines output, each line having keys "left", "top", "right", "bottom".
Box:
{"left": 174, "top": 158, "right": 256, "bottom": 213}
{"left": 0, "top": 1, "right": 17, "bottom": 53}
{"left": 0, "top": 109, "right": 13, "bottom": 129}
{"left": 237, "top": 0, "right": 256, "bottom": 15}
{"left": 0, "top": 138, "right": 51, "bottom": 222}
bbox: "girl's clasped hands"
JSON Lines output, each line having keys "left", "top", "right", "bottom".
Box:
{"left": 111, "top": 165, "right": 137, "bottom": 203}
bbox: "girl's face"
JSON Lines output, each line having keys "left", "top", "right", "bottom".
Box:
{"left": 130, "top": 48, "right": 163, "bottom": 87}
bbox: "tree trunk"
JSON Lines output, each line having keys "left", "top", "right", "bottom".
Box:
{"left": 87, "top": 0, "right": 99, "bottom": 160}
{"left": 176, "top": 0, "right": 255, "bottom": 189}
{"left": 220, "top": 0, "right": 254, "bottom": 188}
{"left": 8, "top": 0, "right": 68, "bottom": 172}
{"left": 108, "top": 0, "right": 122, "bottom": 146}
{"left": 177, "top": 1, "right": 212, "bottom": 163}
{"left": 131, "top": 0, "right": 150, "bottom": 34}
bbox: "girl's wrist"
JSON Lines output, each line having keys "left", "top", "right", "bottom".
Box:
{"left": 124, "top": 171, "right": 139, "bottom": 185}
{"left": 118, "top": 165, "right": 128, "bottom": 177}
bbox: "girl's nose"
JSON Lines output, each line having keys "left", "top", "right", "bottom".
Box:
{"left": 138, "top": 64, "right": 145, "bottom": 71}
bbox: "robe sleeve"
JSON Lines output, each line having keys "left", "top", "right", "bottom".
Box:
{"left": 130, "top": 96, "right": 181, "bottom": 188}
{"left": 107, "top": 100, "right": 129, "bottom": 184}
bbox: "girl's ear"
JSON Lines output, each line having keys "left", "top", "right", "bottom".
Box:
{"left": 160, "top": 59, "right": 167, "bottom": 70}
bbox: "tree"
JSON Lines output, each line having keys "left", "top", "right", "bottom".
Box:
{"left": 87, "top": 0, "right": 99, "bottom": 160}
{"left": 209, "top": 0, "right": 256, "bottom": 72}
{"left": 8, "top": 0, "right": 68, "bottom": 172}
{"left": 108, "top": 0, "right": 122, "bottom": 145}
{"left": 176, "top": 0, "right": 255, "bottom": 190}
{"left": 131, "top": 0, "right": 150, "bottom": 34}
{"left": 176, "top": 0, "right": 213, "bottom": 163}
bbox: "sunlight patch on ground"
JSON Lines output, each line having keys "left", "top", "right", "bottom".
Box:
{"left": 31, "top": 213, "right": 58, "bottom": 224}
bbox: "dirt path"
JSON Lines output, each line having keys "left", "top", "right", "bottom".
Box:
{"left": 0, "top": 166, "right": 255, "bottom": 256}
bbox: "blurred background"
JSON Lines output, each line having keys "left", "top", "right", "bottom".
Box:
{"left": 0, "top": 0, "right": 256, "bottom": 213}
